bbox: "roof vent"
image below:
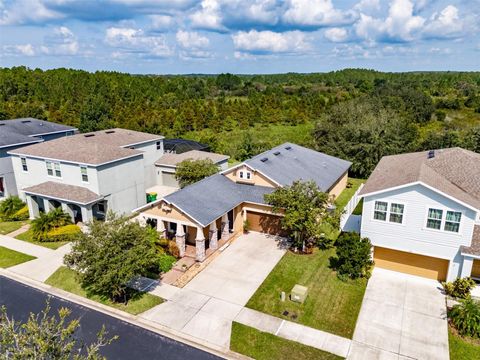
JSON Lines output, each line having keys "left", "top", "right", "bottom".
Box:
{"left": 105, "top": 130, "right": 115, "bottom": 134}
{"left": 21, "top": 120, "right": 31, "bottom": 124}
{"left": 428, "top": 150, "right": 435, "bottom": 159}
{"left": 273, "top": 151, "right": 280, "bottom": 156}
{"left": 84, "top": 133, "right": 95, "bottom": 137}
{"left": 0, "top": 123, "right": 5, "bottom": 126}
{"left": 260, "top": 157, "right": 268, "bottom": 162}
{"left": 285, "top": 146, "right": 292, "bottom": 150}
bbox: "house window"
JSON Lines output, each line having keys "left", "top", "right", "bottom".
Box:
{"left": 373, "top": 201, "right": 388, "bottom": 221}
{"left": 389, "top": 203, "right": 404, "bottom": 224}
{"left": 156, "top": 141, "right": 161, "bottom": 150}
{"left": 426, "top": 208, "right": 443, "bottom": 230}
{"left": 246, "top": 172, "right": 251, "bottom": 180}
{"left": 21, "top": 157, "right": 28, "bottom": 172}
{"left": 97, "top": 202, "right": 105, "bottom": 213}
{"left": 80, "top": 166, "right": 88, "bottom": 182}
{"left": 46, "top": 161, "right": 53, "bottom": 176}
{"left": 239, "top": 170, "right": 252, "bottom": 180}
{"left": 54, "top": 163, "right": 61, "bottom": 177}
{"left": 445, "top": 211, "right": 461, "bottom": 233}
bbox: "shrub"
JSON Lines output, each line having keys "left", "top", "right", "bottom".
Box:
{"left": 330, "top": 232, "right": 373, "bottom": 280}
{"left": 159, "top": 254, "right": 177, "bottom": 273}
{"left": 168, "top": 241, "right": 180, "bottom": 258}
{"left": 449, "top": 298, "right": 480, "bottom": 338}
{"left": 0, "top": 196, "right": 25, "bottom": 220}
{"left": 443, "top": 277, "right": 476, "bottom": 299}
{"left": 31, "top": 208, "right": 72, "bottom": 242}
{"left": 47, "top": 224, "right": 81, "bottom": 242}
{"left": 10, "top": 205, "right": 29, "bottom": 221}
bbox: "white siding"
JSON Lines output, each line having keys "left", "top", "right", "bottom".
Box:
{"left": 130, "top": 140, "right": 163, "bottom": 189}
{"left": 361, "top": 184, "right": 477, "bottom": 280}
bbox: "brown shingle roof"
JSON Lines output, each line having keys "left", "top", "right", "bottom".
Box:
{"left": 359, "top": 148, "right": 480, "bottom": 210}
{"left": 461, "top": 225, "right": 480, "bottom": 257}
{"left": 9, "top": 128, "right": 163, "bottom": 165}
{"left": 155, "top": 150, "right": 229, "bottom": 167}
{"left": 23, "top": 181, "right": 102, "bottom": 205}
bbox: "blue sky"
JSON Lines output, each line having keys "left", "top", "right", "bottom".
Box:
{"left": 0, "top": 0, "right": 479, "bottom": 74}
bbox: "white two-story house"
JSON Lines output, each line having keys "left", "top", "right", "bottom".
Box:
{"left": 9, "top": 128, "right": 164, "bottom": 223}
{"left": 360, "top": 148, "right": 480, "bottom": 282}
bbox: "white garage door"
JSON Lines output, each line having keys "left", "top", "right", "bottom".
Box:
{"left": 162, "top": 172, "right": 178, "bottom": 187}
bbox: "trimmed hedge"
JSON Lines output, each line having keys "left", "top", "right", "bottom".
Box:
{"left": 47, "top": 224, "right": 81, "bottom": 242}
{"left": 10, "top": 206, "right": 29, "bottom": 221}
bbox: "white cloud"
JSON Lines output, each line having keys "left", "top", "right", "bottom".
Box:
{"left": 149, "top": 14, "right": 174, "bottom": 31}
{"left": 354, "top": 0, "right": 380, "bottom": 13}
{"left": 190, "top": 0, "right": 225, "bottom": 31}
{"left": 105, "top": 27, "right": 173, "bottom": 58}
{"left": 176, "top": 30, "right": 210, "bottom": 48}
{"left": 41, "top": 26, "right": 80, "bottom": 56}
{"left": 324, "top": 27, "right": 348, "bottom": 42}
{"left": 282, "top": 0, "right": 354, "bottom": 27}
{"left": 423, "top": 5, "right": 463, "bottom": 39}
{"left": 3, "top": 43, "right": 36, "bottom": 56}
{"left": 0, "top": 0, "right": 62, "bottom": 25}
{"left": 232, "top": 30, "right": 309, "bottom": 54}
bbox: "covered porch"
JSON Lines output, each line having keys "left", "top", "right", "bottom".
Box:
{"left": 23, "top": 181, "right": 106, "bottom": 224}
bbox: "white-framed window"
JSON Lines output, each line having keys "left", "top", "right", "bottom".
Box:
{"left": 373, "top": 201, "right": 388, "bottom": 221}
{"left": 426, "top": 208, "right": 443, "bottom": 230}
{"left": 373, "top": 201, "right": 405, "bottom": 224}
{"left": 46, "top": 161, "right": 53, "bottom": 176}
{"left": 54, "top": 163, "right": 61, "bottom": 177}
{"left": 21, "top": 157, "right": 28, "bottom": 172}
{"left": 239, "top": 170, "right": 252, "bottom": 180}
{"left": 80, "top": 166, "right": 88, "bottom": 183}
{"left": 445, "top": 211, "right": 462, "bottom": 233}
{"left": 156, "top": 141, "right": 161, "bottom": 150}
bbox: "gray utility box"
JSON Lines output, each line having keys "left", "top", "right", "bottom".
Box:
{"left": 290, "top": 284, "right": 308, "bottom": 303}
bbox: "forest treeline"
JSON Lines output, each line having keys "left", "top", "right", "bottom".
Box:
{"left": 1, "top": 67, "right": 479, "bottom": 178}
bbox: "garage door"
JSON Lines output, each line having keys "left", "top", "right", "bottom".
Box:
{"left": 374, "top": 247, "right": 449, "bottom": 281}
{"left": 472, "top": 259, "right": 480, "bottom": 279}
{"left": 246, "top": 211, "right": 287, "bottom": 236}
{"left": 162, "top": 172, "right": 178, "bottom": 187}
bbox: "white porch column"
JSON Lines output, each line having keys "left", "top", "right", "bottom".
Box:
{"left": 81, "top": 205, "right": 93, "bottom": 223}
{"left": 43, "top": 198, "right": 52, "bottom": 213}
{"left": 61, "top": 203, "right": 75, "bottom": 223}
{"left": 26, "top": 195, "right": 39, "bottom": 219}
{"left": 221, "top": 214, "right": 230, "bottom": 241}
{"left": 157, "top": 220, "right": 167, "bottom": 238}
{"left": 137, "top": 216, "right": 147, "bottom": 227}
{"left": 175, "top": 224, "right": 186, "bottom": 257}
{"left": 196, "top": 226, "right": 206, "bottom": 262}
{"left": 242, "top": 209, "right": 247, "bottom": 221}
{"left": 209, "top": 222, "right": 218, "bottom": 250}
{"left": 460, "top": 256, "right": 474, "bottom": 278}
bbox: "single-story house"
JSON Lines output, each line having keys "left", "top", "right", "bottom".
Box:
{"left": 136, "top": 143, "right": 351, "bottom": 262}
{"left": 360, "top": 147, "right": 480, "bottom": 282}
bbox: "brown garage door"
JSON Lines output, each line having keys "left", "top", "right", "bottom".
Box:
{"left": 374, "top": 247, "right": 449, "bottom": 281}
{"left": 472, "top": 259, "right": 480, "bottom": 279}
{"left": 246, "top": 211, "right": 287, "bottom": 236}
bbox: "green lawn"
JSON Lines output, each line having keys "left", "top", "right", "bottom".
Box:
{"left": 335, "top": 178, "right": 365, "bottom": 212}
{"left": 246, "top": 248, "right": 367, "bottom": 339}
{"left": 0, "top": 246, "right": 36, "bottom": 268}
{"left": 0, "top": 221, "right": 25, "bottom": 235}
{"left": 45, "top": 267, "right": 163, "bottom": 315}
{"left": 230, "top": 322, "right": 343, "bottom": 360}
{"left": 449, "top": 328, "right": 480, "bottom": 360}
{"left": 15, "top": 229, "right": 69, "bottom": 250}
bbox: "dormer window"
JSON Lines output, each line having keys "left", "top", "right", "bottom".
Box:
{"left": 239, "top": 170, "right": 252, "bottom": 180}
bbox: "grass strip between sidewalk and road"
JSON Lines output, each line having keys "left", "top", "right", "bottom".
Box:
{"left": 45, "top": 266, "right": 163, "bottom": 315}
{"left": 0, "top": 246, "right": 36, "bottom": 268}
{"left": 230, "top": 322, "right": 343, "bottom": 360}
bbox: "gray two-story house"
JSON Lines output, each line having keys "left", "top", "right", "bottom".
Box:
{"left": 9, "top": 128, "right": 164, "bottom": 223}
{"left": 0, "top": 118, "right": 76, "bottom": 200}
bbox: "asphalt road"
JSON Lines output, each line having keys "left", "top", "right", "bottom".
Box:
{"left": 0, "top": 276, "right": 223, "bottom": 360}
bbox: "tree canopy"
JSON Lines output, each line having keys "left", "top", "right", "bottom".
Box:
{"left": 175, "top": 158, "right": 219, "bottom": 188}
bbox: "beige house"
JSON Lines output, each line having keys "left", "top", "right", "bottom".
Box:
{"left": 136, "top": 143, "right": 351, "bottom": 262}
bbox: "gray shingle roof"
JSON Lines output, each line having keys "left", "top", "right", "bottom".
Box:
{"left": 243, "top": 143, "right": 352, "bottom": 191}
{"left": 0, "top": 118, "right": 76, "bottom": 148}
{"left": 23, "top": 181, "right": 103, "bottom": 205}
{"left": 164, "top": 174, "right": 274, "bottom": 226}
{"left": 461, "top": 225, "right": 480, "bottom": 256}
{"left": 359, "top": 148, "right": 480, "bottom": 210}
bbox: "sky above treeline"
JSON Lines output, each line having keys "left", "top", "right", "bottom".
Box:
{"left": 0, "top": 0, "right": 479, "bottom": 74}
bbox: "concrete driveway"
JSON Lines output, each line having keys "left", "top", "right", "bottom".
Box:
{"left": 348, "top": 268, "right": 449, "bottom": 360}
{"left": 140, "top": 232, "right": 287, "bottom": 349}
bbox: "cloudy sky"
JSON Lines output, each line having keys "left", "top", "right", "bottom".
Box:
{"left": 0, "top": 0, "right": 479, "bottom": 74}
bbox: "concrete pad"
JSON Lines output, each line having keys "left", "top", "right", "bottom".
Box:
{"left": 277, "top": 321, "right": 330, "bottom": 350}
{"left": 149, "top": 283, "right": 181, "bottom": 301}
{"left": 348, "top": 342, "right": 398, "bottom": 360}
{"left": 200, "top": 297, "right": 243, "bottom": 320}
{"left": 170, "top": 288, "right": 211, "bottom": 310}
{"left": 139, "top": 301, "right": 198, "bottom": 331}
{"left": 322, "top": 332, "right": 352, "bottom": 358}
{"left": 181, "top": 311, "right": 232, "bottom": 349}
{"left": 234, "top": 308, "right": 282, "bottom": 334}
{"left": 399, "top": 310, "right": 449, "bottom": 360}
{"left": 0, "top": 234, "right": 53, "bottom": 258}
{"left": 404, "top": 278, "right": 446, "bottom": 318}
{"left": 364, "top": 269, "right": 407, "bottom": 307}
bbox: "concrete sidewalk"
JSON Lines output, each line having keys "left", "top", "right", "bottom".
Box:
{"left": 235, "top": 308, "right": 351, "bottom": 358}
{"left": 0, "top": 234, "right": 53, "bottom": 258}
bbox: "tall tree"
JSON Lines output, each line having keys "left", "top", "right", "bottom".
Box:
{"left": 175, "top": 158, "right": 219, "bottom": 188}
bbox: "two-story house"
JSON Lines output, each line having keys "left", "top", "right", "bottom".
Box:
{"left": 9, "top": 128, "right": 164, "bottom": 223}
{"left": 359, "top": 148, "right": 480, "bottom": 282}
{"left": 0, "top": 118, "right": 76, "bottom": 200}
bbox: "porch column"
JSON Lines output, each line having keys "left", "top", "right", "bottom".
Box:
{"left": 175, "top": 224, "right": 186, "bottom": 257}
{"left": 26, "top": 195, "right": 39, "bottom": 219}
{"left": 221, "top": 214, "right": 230, "bottom": 241}
{"left": 460, "top": 256, "right": 474, "bottom": 278}
{"left": 43, "top": 198, "right": 52, "bottom": 213}
{"left": 209, "top": 222, "right": 218, "bottom": 250}
{"left": 137, "top": 216, "right": 147, "bottom": 227}
{"left": 81, "top": 205, "right": 93, "bottom": 223}
{"left": 61, "top": 203, "right": 75, "bottom": 223}
{"left": 196, "top": 226, "right": 206, "bottom": 262}
{"left": 157, "top": 220, "right": 167, "bottom": 239}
